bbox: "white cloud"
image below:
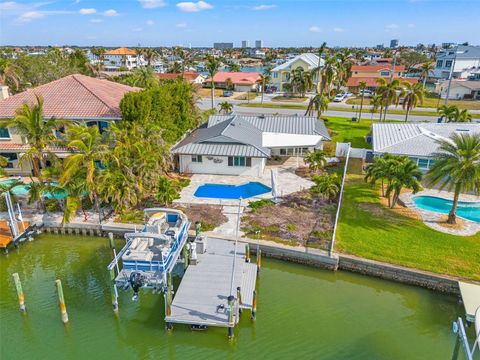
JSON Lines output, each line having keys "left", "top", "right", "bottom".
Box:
{"left": 0, "top": 1, "right": 21, "bottom": 10}
{"left": 18, "top": 10, "right": 44, "bottom": 22}
{"left": 333, "top": 27, "right": 347, "bottom": 32}
{"left": 103, "top": 9, "right": 118, "bottom": 16}
{"left": 79, "top": 8, "right": 96, "bottom": 15}
{"left": 146, "top": 19, "right": 154, "bottom": 25}
{"left": 309, "top": 26, "right": 321, "bottom": 33}
{"left": 176, "top": 1, "right": 212, "bottom": 12}
{"left": 90, "top": 18, "right": 103, "bottom": 23}
{"left": 176, "top": 22, "right": 187, "bottom": 28}
{"left": 385, "top": 23, "right": 399, "bottom": 32}
{"left": 138, "top": 0, "right": 166, "bottom": 8}
{"left": 407, "top": 23, "right": 415, "bottom": 28}
{"left": 253, "top": 4, "right": 276, "bottom": 10}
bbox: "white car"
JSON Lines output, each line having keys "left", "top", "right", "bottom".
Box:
{"left": 333, "top": 93, "right": 347, "bottom": 102}
{"left": 359, "top": 90, "right": 373, "bottom": 98}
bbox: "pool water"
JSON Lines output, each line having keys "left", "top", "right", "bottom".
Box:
{"left": 0, "top": 179, "right": 68, "bottom": 199}
{"left": 413, "top": 196, "right": 480, "bottom": 222}
{"left": 194, "top": 182, "right": 271, "bottom": 199}
{"left": 0, "top": 235, "right": 475, "bottom": 359}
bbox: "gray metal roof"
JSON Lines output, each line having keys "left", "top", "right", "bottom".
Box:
{"left": 372, "top": 123, "right": 480, "bottom": 157}
{"left": 271, "top": 53, "right": 323, "bottom": 72}
{"left": 208, "top": 115, "right": 331, "bottom": 139}
{"left": 437, "top": 45, "right": 480, "bottom": 60}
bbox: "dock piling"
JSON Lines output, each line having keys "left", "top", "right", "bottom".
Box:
{"left": 109, "top": 268, "right": 119, "bottom": 313}
{"left": 108, "top": 232, "right": 115, "bottom": 255}
{"left": 182, "top": 244, "right": 189, "bottom": 270}
{"left": 227, "top": 295, "right": 235, "bottom": 338}
{"left": 251, "top": 290, "right": 257, "bottom": 320}
{"left": 12, "top": 273, "right": 26, "bottom": 312}
{"left": 257, "top": 249, "right": 262, "bottom": 275}
{"left": 245, "top": 244, "right": 250, "bottom": 263}
{"left": 55, "top": 279, "right": 69, "bottom": 324}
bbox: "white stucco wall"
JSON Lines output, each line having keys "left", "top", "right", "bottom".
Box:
{"left": 262, "top": 133, "right": 322, "bottom": 148}
{"left": 179, "top": 155, "right": 265, "bottom": 176}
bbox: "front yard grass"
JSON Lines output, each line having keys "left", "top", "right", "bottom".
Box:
{"left": 323, "top": 116, "right": 372, "bottom": 149}
{"left": 346, "top": 97, "right": 480, "bottom": 111}
{"left": 271, "top": 95, "right": 308, "bottom": 102}
{"left": 336, "top": 174, "right": 480, "bottom": 281}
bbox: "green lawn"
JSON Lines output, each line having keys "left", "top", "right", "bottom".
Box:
{"left": 336, "top": 174, "right": 480, "bottom": 281}
{"left": 323, "top": 116, "right": 372, "bottom": 148}
{"left": 346, "top": 97, "right": 480, "bottom": 111}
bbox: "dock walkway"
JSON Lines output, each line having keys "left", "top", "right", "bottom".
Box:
{"left": 165, "top": 237, "right": 257, "bottom": 327}
{"left": 459, "top": 281, "right": 480, "bottom": 322}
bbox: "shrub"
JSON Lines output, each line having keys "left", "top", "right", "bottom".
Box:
{"left": 45, "top": 199, "right": 61, "bottom": 212}
{"left": 249, "top": 199, "right": 274, "bottom": 212}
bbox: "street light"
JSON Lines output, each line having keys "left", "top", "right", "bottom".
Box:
{"left": 444, "top": 44, "right": 460, "bottom": 106}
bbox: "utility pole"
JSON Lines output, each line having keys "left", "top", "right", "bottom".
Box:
{"left": 444, "top": 44, "right": 459, "bottom": 107}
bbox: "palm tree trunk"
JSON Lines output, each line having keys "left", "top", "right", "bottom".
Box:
{"left": 32, "top": 158, "right": 41, "bottom": 178}
{"left": 383, "top": 105, "right": 389, "bottom": 122}
{"left": 381, "top": 179, "right": 385, "bottom": 197}
{"left": 261, "top": 79, "right": 265, "bottom": 104}
{"left": 423, "top": 76, "right": 427, "bottom": 90}
{"left": 405, "top": 107, "right": 410, "bottom": 122}
{"left": 211, "top": 81, "right": 214, "bottom": 109}
{"left": 94, "top": 194, "right": 102, "bottom": 224}
{"left": 448, "top": 185, "right": 461, "bottom": 224}
{"left": 359, "top": 94, "right": 364, "bottom": 122}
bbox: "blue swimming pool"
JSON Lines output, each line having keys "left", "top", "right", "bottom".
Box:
{"left": 194, "top": 182, "right": 271, "bottom": 199}
{"left": 413, "top": 196, "right": 480, "bottom": 222}
{"left": 0, "top": 179, "right": 68, "bottom": 199}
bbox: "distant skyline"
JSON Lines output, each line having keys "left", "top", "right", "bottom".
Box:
{"left": 0, "top": 0, "right": 478, "bottom": 48}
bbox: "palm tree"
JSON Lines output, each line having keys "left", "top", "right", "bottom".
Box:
{"left": 0, "top": 61, "right": 21, "bottom": 92}
{"left": 289, "top": 67, "right": 305, "bottom": 96}
{"left": 357, "top": 81, "right": 367, "bottom": 122}
{"left": 131, "top": 67, "right": 157, "bottom": 88}
{"left": 370, "top": 94, "right": 383, "bottom": 121}
{"left": 7, "top": 95, "right": 59, "bottom": 178}
{"left": 376, "top": 78, "right": 402, "bottom": 121}
{"left": 156, "top": 177, "right": 180, "bottom": 205}
{"left": 437, "top": 104, "right": 458, "bottom": 122}
{"left": 304, "top": 150, "right": 327, "bottom": 172}
{"left": 310, "top": 173, "right": 340, "bottom": 202}
{"left": 258, "top": 72, "right": 271, "bottom": 104}
{"left": 305, "top": 94, "right": 328, "bottom": 119}
{"left": 426, "top": 133, "right": 480, "bottom": 224}
{"left": 59, "top": 124, "right": 107, "bottom": 224}
{"left": 218, "top": 101, "right": 233, "bottom": 114}
{"left": 143, "top": 48, "right": 158, "bottom": 67}
{"left": 168, "top": 62, "right": 182, "bottom": 73}
{"left": 205, "top": 56, "right": 220, "bottom": 109}
{"left": 0, "top": 155, "right": 8, "bottom": 177}
{"left": 385, "top": 157, "right": 422, "bottom": 208}
{"left": 454, "top": 108, "right": 472, "bottom": 122}
{"left": 402, "top": 82, "right": 424, "bottom": 122}
{"left": 420, "top": 61, "right": 435, "bottom": 89}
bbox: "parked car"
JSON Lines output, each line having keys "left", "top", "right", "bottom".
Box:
{"left": 345, "top": 92, "right": 354, "bottom": 98}
{"left": 359, "top": 90, "right": 373, "bottom": 98}
{"left": 223, "top": 90, "right": 233, "bottom": 97}
{"left": 333, "top": 93, "right": 347, "bottom": 102}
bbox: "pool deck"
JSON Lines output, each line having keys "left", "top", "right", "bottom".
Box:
{"left": 399, "top": 189, "right": 480, "bottom": 236}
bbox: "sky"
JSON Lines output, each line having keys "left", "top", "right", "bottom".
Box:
{"left": 0, "top": 0, "right": 478, "bottom": 47}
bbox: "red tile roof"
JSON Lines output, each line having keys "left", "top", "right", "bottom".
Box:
{"left": 156, "top": 72, "right": 200, "bottom": 82}
{"left": 347, "top": 77, "right": 418, "bottom": 87}
{"left": 0, "top": 143, "right": 71, "bottom": 153}
{"left": 104, "top": 47, "right": 137, "bottom": 56}
{"left": 0, "top": 74, "right": 140, "bottom": 119}
{"left": 351, "top": 65, "right": 406, "bottom": 72}
{"left": 206, "top": 72, "right": 261, "bottom": 85}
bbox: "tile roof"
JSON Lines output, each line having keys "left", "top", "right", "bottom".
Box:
{"left": 272, "top": 53, "right": 322, "bottom": 72}
{"left": 0, "top": 74, "right": 140, "bottom": 120}
{"left": 347, "top": 77, "right": 418, "bottom": 87}
{"left": 104, "top": 47, "right": 137, "bottom": 56}
{"left": 205, "top": 72, "right": 261, "bottom": 85}
{"left": 351, "top": 65, "right": 406, "bottom": 72}
{"left": 372, "top": 123, "right": 480, "bottom": 157}
{"left": 156, "top": 72, "right": 200, "bottom": 82}
{"left": 0, "top": 143, "right": 72, "bottom": 153}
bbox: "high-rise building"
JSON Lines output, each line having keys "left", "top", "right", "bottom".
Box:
{"left": 255, "top": 40, "right": 263, "bottom": 49}
{"left": 241, "top": 40, "right": 250, "bottom": 48}
{"left": 390, "top": 39, "right": 399, "bottom": 48}
{"left": 213, "top": 42, "right": 234, "bottom": 50}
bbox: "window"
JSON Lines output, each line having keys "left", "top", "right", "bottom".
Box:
{"left": 272, "top": 72, "right": 278, "bottom": 78}
{"left": 380, "top": 71, "right": 390, "bottom": 76}
{"left": 0, "top": 152, "right": 17, "bottom": 168}
{"left": 0, "top": 127, "right": 10, "bottom": 139}
{"left": 418, "top": 158, "right": 429, "bottom": 169}
{"left": 445, "top": 60, "right": 453, "bottom": 68}
{"left": 191, "top": 155, "right": 202, "bottom": 163}
{"left": 228, "top": 156, "right": 251, "bottom": 167}
{"left": 436, "top": 60, "right": 443, "bottom": 68}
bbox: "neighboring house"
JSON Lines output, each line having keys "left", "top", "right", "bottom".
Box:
{"left": 204, "top": 72, "right": 261, "bottom": 92}
{"left": 103, "top": 47, "right": 142, "bottom": 71}
{"left": 271, "top": 53, "right": 323, "bottom": 91}
{"left": 157, "top": 72, "right": 205, "bottom": 84}
{"left": 0, "top": 74, "right": 139, "bottom": 176}
{"left": 433, "top": 45, "right": 480, "bottom": 79}
{"left": 172, "top": 114, "right": 330, "bottom": 177}
{"left": 372, "top": 123, "right": 480, "bottom": 171}
{"left": 347, "top": 65, "right": 417, "bottom": 92}
{"left": 435, "top": 80, "right": 480, "bottom": 100}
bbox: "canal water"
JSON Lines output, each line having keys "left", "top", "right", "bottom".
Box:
{"left": 0, "top": 235, "right": 475, "bottom": 359}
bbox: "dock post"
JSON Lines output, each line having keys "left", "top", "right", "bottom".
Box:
{"left": 109, "top": 268, "right": 119, "bottom": 313}
{"left": 182, "top": 244, "right": 189, "bottom": 269}
{"left": 257, "top": 249, "right": 262, "bottom": 275}
{"left": 227, "top": 295, "right": 235, "bottom": 339}
{"left": 236, "top": 286, "right": 242, "bottom": 315}
{"left": 55, "top": 280, "right": 69, "bottom": 324}
{"left": 12, "top": 273, "right": 26, "bottom": 312}
{"left": 245, "top": 244, "right": 250, "bottom": 263}
{"left": 251, "top": 290, "right": 257, "bottom": 320}
{"left": 108, "top": 232, "right": 115, "bottom": 256}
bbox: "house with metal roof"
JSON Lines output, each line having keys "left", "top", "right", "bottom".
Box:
{"left": 271, "top": 53, "right": 323, "bottom": 91}
{"left": 372, "top": 122, "right": 480, "bottom": 171}
{"left": 433, "top": 45, "right": 480, "bottom": 79}
{"left": 172, "top": 114, "right": 330, "bottom": 176}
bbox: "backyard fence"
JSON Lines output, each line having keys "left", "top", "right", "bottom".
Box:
{"left": 336, "top": 143, "right": 371, "bottom": 160}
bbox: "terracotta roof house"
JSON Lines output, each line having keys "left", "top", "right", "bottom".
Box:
{"left": 157, "top": 72, "right": 205, "bottom": 84}
{"left": 103, "top": 47, "right": 141, "bottom": 70}
{"left": 347, "top": 65, "right": 418, "bottom": 92}
{"left": 204, "top": 72, "right": 261, "bottom": 92}
{"left": 0, "top": 74, "right": 139, "bottom": 176}
{"left": 104, "top": 47, "right": 137, "bottom": 56}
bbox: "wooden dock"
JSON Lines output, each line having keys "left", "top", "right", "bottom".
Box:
{"left": 165, "top": 237, "right": 258, "bottom": 328}
{"left": 0, "top": 220, "right": 30, "bottom": 250}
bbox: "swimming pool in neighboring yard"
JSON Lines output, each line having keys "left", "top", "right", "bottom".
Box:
{"left": 0, "top": 179, "right": 68, "bottom": 199}
{"left": 194, "top": 182, "right": 271, "bottom": 199}
{"left": 413, "top": 196, "right": 480, "bottom": 222}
